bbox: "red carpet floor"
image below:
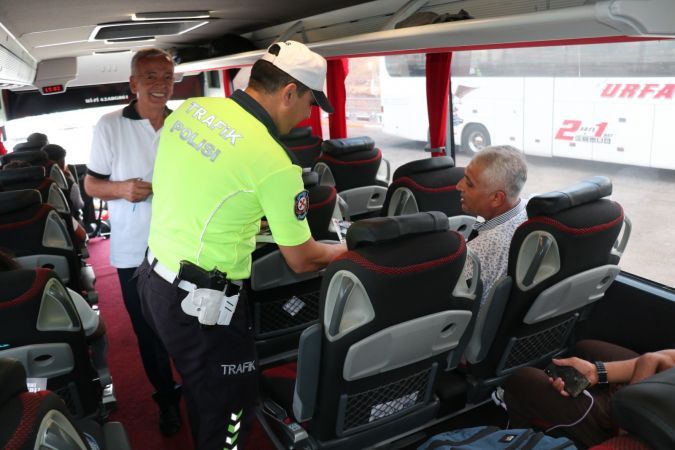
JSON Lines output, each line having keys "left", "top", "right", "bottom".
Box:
{"left": 87, "top": 237, "right": 274, "bottom": 450}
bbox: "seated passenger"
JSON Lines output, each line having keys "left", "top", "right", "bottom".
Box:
{"left": 457, "top": 145, "right": 528, "bottom": 305}
{"left": 504, "top": 340, "right": 675, "bottom": 447}
{"left": 13, "top": 132, "right": 49, "bottom": 152}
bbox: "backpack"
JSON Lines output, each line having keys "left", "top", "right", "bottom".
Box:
{"left": 418, "top": 426, "right": 577, "bottom": 449}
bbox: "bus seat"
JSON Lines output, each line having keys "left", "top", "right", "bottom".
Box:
{"left": 0, "top": 269, "right": 110, "bottom": 420}
{"left": 606, "top": 366, "right": 675, "bottom": 450}
{"left": 382, "top": 156, "right": 476, "bottom": 239}
{"left": 313, "top": 136, "right": 390, "bottom": 219}
{"left": 0, "top": 165, "right": 89, "bottom": 260}
{"left": 0, "top": 166, "right": 71, "bottom": 216}
{"left": 0, "top": 358, "right": 130, "bottom": 450}
{"left": 464, "top": 176, "right": 624, "bottom": 399}
{"left": 248, "top": 173, "right": 343, "bottom": 366}
{"left": 2, "top": 149, "right": 49, "bottom": 166}
{"left": 280, "top": 126, "right": 323, "bottom": 169}
{"left": 0, "top": 190, "right": 97, "bottom": 305}
{"left": 258, "top": 212, "right": 479, "bottom": 449}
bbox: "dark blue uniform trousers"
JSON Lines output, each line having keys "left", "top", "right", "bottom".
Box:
{"left": 137, "top": 258, "right": 259, "bottom": 450}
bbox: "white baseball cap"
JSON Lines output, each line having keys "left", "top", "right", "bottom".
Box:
{"left": 261, "top": 40, "right": 334, "bottom": 113}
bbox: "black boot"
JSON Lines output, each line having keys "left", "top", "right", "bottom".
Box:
{"left": 152, "top": 385, "right": 182, "bottom": 436}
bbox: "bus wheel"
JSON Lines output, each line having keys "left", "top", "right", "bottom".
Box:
{"left": 462, "top": 124, "right": 490, "bottom": 154}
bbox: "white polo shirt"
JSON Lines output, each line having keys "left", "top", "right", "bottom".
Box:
{"left": 87, "top": 100, "right": 167, "bottom": 268}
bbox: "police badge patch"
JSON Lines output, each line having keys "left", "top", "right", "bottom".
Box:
{"left": 294, "top": 190, "right": 309, "bottom": 220}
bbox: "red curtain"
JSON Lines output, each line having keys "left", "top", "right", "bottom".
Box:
{"left": 222, "top": 69, "right": 232, "bottom": 97}
{"left": 296, "top": 107, "right": 323, "bottom": 139}
{"left": 327, "top": 58, "right": 349, "bottom": 139}
{"left": 426, "top": 53, "right": 452, "bottom": 157}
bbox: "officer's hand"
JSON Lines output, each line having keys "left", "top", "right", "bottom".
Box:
{"left": 123, "top": 178, "right": 153, "bottom": 202}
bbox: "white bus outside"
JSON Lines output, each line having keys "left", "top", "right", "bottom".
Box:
{"left": 380, "top": 39, "right": 675, "bottom": 170}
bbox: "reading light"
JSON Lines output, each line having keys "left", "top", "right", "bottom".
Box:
{"left": 93, "top": 49, "right": 133, "bottom": 55}
{"left": 105, "top": 37, "right": 156, "bottom": 44}
{"left": 132, "top": 11, "right": 211, "bottom": 21}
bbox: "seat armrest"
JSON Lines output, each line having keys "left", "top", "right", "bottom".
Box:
{"left": 610, "top": 366, "right": 675, "bottom": 450}
{"left": 250, "top": 249, "right": 322, "bottom": 291}
{"left": 293, "top": 324, "right": 322, "bottom": 422}
{"left": 464, "top": 277, "right": 512, "bottom": 364}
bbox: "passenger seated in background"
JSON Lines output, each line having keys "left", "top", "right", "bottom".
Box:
{"left": 13, "top": 132, "right": 49, "bottom": 152}
{"left": 42, "top": 143, "right": 85, "bottom": 211}
{"left": 28, "top": 132, "right": 48, "bottom": 145}
{"left": 504, "top": 339, "right": 675, "bottom": 447}
{"left": 457, "top": 145, "right": 528, "bottom": 305}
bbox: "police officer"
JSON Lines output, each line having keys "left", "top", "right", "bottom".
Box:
{"left": 137, "top": 41, "right": 347, "bottom": 450}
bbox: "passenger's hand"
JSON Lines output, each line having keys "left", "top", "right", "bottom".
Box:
{"left": 123, "top": 178, "right": 153, "bottom": 202}
{"left": 548, "top": 357, "right": 597, "bottom": 397}
{"left": 631, "top": 352, "right": 675, "bottom": 384}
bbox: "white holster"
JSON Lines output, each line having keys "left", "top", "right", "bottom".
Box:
{"left": 181, "top": 288, "right": 239, "bottom": 326}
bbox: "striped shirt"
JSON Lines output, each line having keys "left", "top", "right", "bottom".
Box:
{"left": 466, "top": 200, "right": 528, "bottom": 305}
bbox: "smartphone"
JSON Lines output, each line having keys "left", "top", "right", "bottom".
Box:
{"left": 544, "top": 363, "right": 591, "bottom": 398}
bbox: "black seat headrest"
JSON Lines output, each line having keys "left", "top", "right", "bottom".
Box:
{"left": 0, "top": 166, "right": 47, "bottom": 184}
{"left": 393, "top": 156, "right": 455, "bottom": 179}
{"left": 302, "top": 170, "right": 319, "bottom": 188}
{"left": 346, "top": 211, "right": 449, "bottom": 250}
{"left": 526, "top": 176, "right": 612, "bottom": 216}
{"left": 0, "top": 189, "right": 43, "bottom": 214}
{"left": 610, "top": 366, "right": 675, "bottom": 450}
{"left": 322, "top": 136, "right": 375, "bottom": 156}
{"left": 13, "top": 141, "right": 44, "bottom": 152}
{"left": 0, "top": 358, "right": 28, "bottom": 407}
{"left": 280, "top": 126, "right": 312, "bottom": 141}
{"left": 2, "top": 150, "right": 49, "bottom": 166}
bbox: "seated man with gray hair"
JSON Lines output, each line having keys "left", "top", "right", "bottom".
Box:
{"left": 457, "top": 145, "right": 528, "bottom": 305}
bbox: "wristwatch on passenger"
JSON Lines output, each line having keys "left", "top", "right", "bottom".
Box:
{"left": 594, "top": 361, "right": 609, "bottom": 385}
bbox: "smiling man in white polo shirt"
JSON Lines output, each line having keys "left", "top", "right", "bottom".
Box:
{"left": 84, "top": 48, "right": 181, "bottom": 436}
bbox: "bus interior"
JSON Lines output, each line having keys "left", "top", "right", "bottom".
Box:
{"left": 1, "top": 0, "right": 674, "bottom": 449}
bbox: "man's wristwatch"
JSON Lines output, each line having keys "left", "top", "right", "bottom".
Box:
{"left": 594, "top": 361, "right": 609, "bottom": 384}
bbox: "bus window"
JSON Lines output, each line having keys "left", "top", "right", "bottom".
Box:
{"left": 345, "top": 55, "right": 428, "bottom": 173}
{"left": 2, "top": 74, "right": 206, "bottom": 163}
{"left": 380, "top": 55, "right": 428, "bottom": 144}
{"left": 448, "top": 40, "right": 675, "bottom": 287}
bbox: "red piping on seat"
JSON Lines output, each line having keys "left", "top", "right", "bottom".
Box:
{"left": 525, "top": 204, "right": 624, "bottom": 235}
{"left": 290, "top": 141, "right": 322, "bottom": 151}
{"left": 316, "top": 149, "right": 382, "bottom": 166}
{"left": 37, "top": 178, "right": 52, "bottom": 192}
{"left": 3, "top": 391, "right": 51, "bottom": 449}
{"left": 263, "top": 362, "right": 298, "bottom": 379}
{"left": 335, "top": 233, "right": 465, "bottom": 275}
{"left": 309, "top": 188, "right": 336, "bottom": 210}
{"left": 392, "top": 176, "right": 458, "bottom": 193}
{"left": 0, "top": 204, "right": 52, "bottom": 231}
{"left": 0, "top": 269, "right": 50, "bottom": 309}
